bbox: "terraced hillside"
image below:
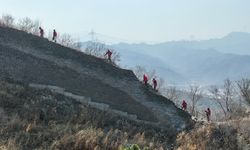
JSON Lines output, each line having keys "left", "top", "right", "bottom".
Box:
{"left": 0, "top": 26, "right": 192, "bottom": 131}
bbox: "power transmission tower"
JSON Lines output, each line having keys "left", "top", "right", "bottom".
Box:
{"left": 89, "top": 29, "right": 96, "bottom": 42}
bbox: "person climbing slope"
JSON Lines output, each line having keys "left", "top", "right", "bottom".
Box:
{"left": 205, "top": 107, "right": 211, "bottom": 122}
{"left": 152, "top": 78, "right": 157, "bottom": 91}
{"left": 52, "top": 29, "right": 57, "bottom": 42}
{"left": 104, "top": 49, "right": 112, "bottom": 62}
{"left": 39, "top": 27, "right": 44, "bottom": 38}
{"left": 143, "top": 74, "right": 148, "bottom": 86}
{"left": 182, "top": 100, "right": 187, "bottom": 111}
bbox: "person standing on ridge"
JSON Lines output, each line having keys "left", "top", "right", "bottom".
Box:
{"left": 205, "top": 107, "right": 211, "bottom": 122}
{"left": 152, "top": 78, "right": 157, "bottom": 91}
{"left": 52, "top": 29, "right": 57, "bottom": 42}
{"left": 39, "top": 27, "right": 44, "bottom": 38}
{"left": 143, "top": 74, "right": 148, "bottom": 86}
{"left": 182, "top": 100, "right": 187, "bottom": 111}
{"left": 105, "top": 49, "right": 112, "bottom": 62}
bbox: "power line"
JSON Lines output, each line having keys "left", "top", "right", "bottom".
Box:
{"left": 83, "top": 29, "right": 159, "bottom": 43}
{"left": 76, "top": 30, "right": 163, "bottom": 44}
{"left": 89, "top": 31, "right": 161, "bottom": 44}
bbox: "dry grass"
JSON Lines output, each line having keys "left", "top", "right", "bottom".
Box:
{"left": 218, "top": 117, "right": 250, "bottom": 149}
{"left": 51, "top": 127, "right": 165, "bottom": 150}
{"left": 175, "top": 120, "right": 250, "bottom": 150}
{"left": 0, "top": 79, "right": 172, "bottom": 150}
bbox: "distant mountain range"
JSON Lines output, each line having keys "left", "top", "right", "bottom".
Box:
{"left": 81, "top": 32, "right": 250, "bottom": 86}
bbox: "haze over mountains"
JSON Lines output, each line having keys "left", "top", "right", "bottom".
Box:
{"left": 108, "top": 32, "right": 250, "bottom": 86}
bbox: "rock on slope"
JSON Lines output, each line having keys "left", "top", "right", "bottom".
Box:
{"left": 0, "top": 26, "right": 191, "bottom": 131}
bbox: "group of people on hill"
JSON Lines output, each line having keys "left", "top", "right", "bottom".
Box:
{"left": 181, "top": 100, "right": 211, "bottom": 122}
{"left": 142, "top": 74, "right": 211, "bottom": 122}
{"left": 39, "top": 27, "right": 57, "bottom": 42}
{"left": 39, "top": 27, "right": 113, "bottom": 62}
{"left": 143, "top": 74, "right": 211, "bottom": 122}
{"left": 39, "top": 27, "right": 212, "bottom": 122}
{"left": 41, "top": 25, "right": 221, "bottom": 122}
{"left": 143, "top": 74, "right": 158, "bottom": 91}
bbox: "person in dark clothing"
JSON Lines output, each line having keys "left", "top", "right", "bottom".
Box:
{"left": 182, "top": 100, "right": 187, "bottom": 111}
{"left": 205, "top": 108, "right": 211, "bottom": 122}
{"left": 52, "top": 29, "right": 57, "bottom": 42}
{"left": 39, "top": 27, "right": 44, "bottom": 38}
{"left": 152, "top": 78, "right": 157, "bottom": 91}
{"left": 105, "top": 49, "right": 112, "bottom": 62}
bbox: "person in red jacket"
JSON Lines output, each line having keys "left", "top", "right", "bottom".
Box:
{"left": 143, "top": 74, "right": 148, "bottom": 86}
{"left": 105, "top": 49, "right": 112, "bottom": 62}
{"left": 39, "top": 27, "right": 44, "bottom": 38}
{"left": 182, "top": 100, "right": 187, "bottom": 111}
{"left": 205, "top": 107, "right": 211, "bottom": 122}
{"left": 152, "top": 78, "right": 157, "bottom": 90}
{"left": 52, "top": 29, "right": 57, "bottom": 42}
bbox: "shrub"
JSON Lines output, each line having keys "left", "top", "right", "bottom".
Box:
{"left": 176, "top": 123, "right": 238, "bottom": 150}
{"left": 0, "top": 14, "right": 15, "bottom": 27}
{"left": 58, "top": 33, "right": 81, "bottom": 50}
{"left": 17, "top": 17, "right": 40, "bottom": 34}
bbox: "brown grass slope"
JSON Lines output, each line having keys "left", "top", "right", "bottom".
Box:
{"left": 176, "top": 119, "right": 250, "bottom": 150}
{"left": 0, "top": 79, "right": 174, "bottom": 150}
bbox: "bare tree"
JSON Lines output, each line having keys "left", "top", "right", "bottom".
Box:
{"left": 163, "top": 86, "right": 179, "bottom": 104}
{"left": 58, "top": 33, "right": 81, "bottom": 50}
{"left": 133, "top": 65, "right": 146, "bottom": 80}
{"left": 188, "top": 85, "right": 203, "bottom": 116}
{"left": 85, "top": 41, "right": 106, "bottom": 57}
{"left": 147, "top": 69, "right": 156, "bottom": 82}
{"left": 209, "top": 85, "right": 227, "bottom": 118}
{"left": 74, "top": 42, "right": 82, "bottom": 50}
{"left": 223, "top": 78, "right": 235, "bottom": 112}
{"left": 59, "top": 34, "right": 73, "bottom": 47}
{"left": 0, "top": 14, "right": 15, "bottom": 27}
{"left": 210, "top": 78, "right": 246, "bottom": 119}
{"left": 133, "top": 66, "right": 156, "bottom": 81}
{"left": 157, "top": 77, "right": 165, "bottom": 91}
{"left": 18, "top": 17, "right": 41, "bottom": 34}
{"left": 110, "top": 50, "right": 121, "bottom": 64}
{"left": 237, "top": 78, "right": 250, "bottom": 105}
{"left": 84, "top": 41, "right": 120, "bottom": 64}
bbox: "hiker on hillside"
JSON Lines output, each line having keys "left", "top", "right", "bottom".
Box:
{"left": 143, "top": 74, "right": 148, "bottom": 86}
{"left": 52, "top": 29, "right": 57, "bottom": 42}
{"left": 104, "top": 49, "right": 112, "bottom": 62}
{"left": 152, "top": 78, "right": 157, "bottom": 91}
{"left": 39, "top": 27, "right": 44, "bottom": 38}
{"left": 205, "top": 107, "right": 211, "bottom": 122}
{"left": 182, "top": 100, "right": 187, "bottom": 111}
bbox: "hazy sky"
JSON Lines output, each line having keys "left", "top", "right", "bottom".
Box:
{"left": 0, "top": 0, "right": 250, "bottom": 43}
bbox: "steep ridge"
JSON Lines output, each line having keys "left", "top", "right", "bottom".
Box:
{"left": 0, "top": 26, "right": 192, "bottom": 131}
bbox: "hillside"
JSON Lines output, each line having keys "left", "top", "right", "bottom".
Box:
{"left": 0, "top": 79, "right": 175, "bottom": 149}
{"left": 1, "top": 79, "right": 248, "bottom": 150}
{"left": 0, "top": 26, "right": 192, "bottom": 132}
{"left": 1, "top": 26, "right": 249, "bottom": 150}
